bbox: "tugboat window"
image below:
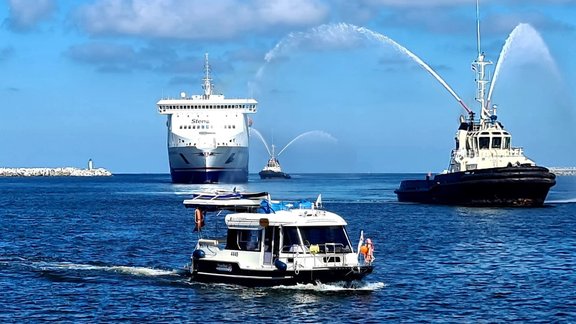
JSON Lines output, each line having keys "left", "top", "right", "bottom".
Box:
{"left": 492, "top": 137, "right": 502, "bottom": 149}
{"left": 504, "top": 137, "right": 511, "bottom": 149}
{"left": 479, "top": 137, "right": 490, "bottom": 149}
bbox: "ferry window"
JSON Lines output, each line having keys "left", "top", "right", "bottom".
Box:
{"left": 492, "top": 137, "right": 502, "bottom": 149}
{"left": 479, "top": 137, "right": 490, "bottom": 149}
{"left": 299, "top": 226, "right": 350, "bottom": 253}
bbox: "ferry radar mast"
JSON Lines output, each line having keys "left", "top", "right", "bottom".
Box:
{"left": 202, "top": 53, "right": 213, "bottom": 99}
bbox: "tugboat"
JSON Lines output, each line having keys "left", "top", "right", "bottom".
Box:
{"left": 184, "top": 192, "right": 374, "bottom": 287}
{"left": 258, "top": 145, "right": 291, "bottom": 179}
{"left": 394, "top": 4, "right": 556, "bottom": 207}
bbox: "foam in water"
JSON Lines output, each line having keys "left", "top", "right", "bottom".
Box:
{"left": 272, "top": 281, "right": 385, "bottom": 292}
{"left": 34, "top": 261, "right": 180, "bottom": 277}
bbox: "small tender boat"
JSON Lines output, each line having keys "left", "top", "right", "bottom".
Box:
{"left": 183, "top": 192, "right": 374, "bottom": 286}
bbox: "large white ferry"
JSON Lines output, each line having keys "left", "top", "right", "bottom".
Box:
{"left": 157, "top": 54, "right": 257, "bottom": 183}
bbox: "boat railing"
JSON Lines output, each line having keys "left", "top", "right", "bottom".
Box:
{"left": 281, "top": 243, "right": 349, "bottom": 266}
{"left": 197, "top": 239, "right": 220, "bottom": 255}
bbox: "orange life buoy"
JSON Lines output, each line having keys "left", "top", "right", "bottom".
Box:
{"left": 194, "top": 208, "right": 205, "bottom": 231}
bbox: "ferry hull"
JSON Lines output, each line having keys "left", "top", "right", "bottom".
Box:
{"left": 395, "top": 166, "right": 556, "bottom": 207}
{"left": 190, "top": 260, "right": 373, "bottom": 287}
{"left": 169, "top": 146, "right": 248, "bottom": 184}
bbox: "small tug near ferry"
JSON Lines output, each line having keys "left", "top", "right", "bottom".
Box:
{"left": 259, "top": 145, "right": 291, "bottom": 179}
{"left": 184, "top": 191, "right": 374, "bottom": 287}
{"left": 394, "top": 3, "right": 556, "bottom": 207}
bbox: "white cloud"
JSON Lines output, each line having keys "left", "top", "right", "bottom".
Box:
{"left": 74, "top": 0, "right": 329, "bottom": 40}
{"left": 6, "top": 0, "right": 56, "bottom": 32}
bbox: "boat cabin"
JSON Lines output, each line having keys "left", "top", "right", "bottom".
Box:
{"left": 448, "top": 118, "right": 534, "bottom": 172}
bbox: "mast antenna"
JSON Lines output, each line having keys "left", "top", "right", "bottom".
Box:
{"left": 476, "top": 0, "right": 481, "bottom": 57}
{"left": 472, "top": 0, "right": 492, "bottom": 121}
{"left": 202, "top": 53, "right": 213, "bottom": 98}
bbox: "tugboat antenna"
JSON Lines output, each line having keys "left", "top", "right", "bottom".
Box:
{"left": 476, "top": 0, "right": 481, "bottom": 58}
{"left": 472, "top": 0, "right": 492, "bottom": 121}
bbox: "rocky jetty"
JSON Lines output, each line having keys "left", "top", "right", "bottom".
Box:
{"left": 549, "top": 167, "right": 576, "bottom": 176}
{"left": 0, "top": 167, "right": 112, "bottom": 177}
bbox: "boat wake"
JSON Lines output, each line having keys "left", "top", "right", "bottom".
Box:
{"left": 31, "top": 261, "right": 182, "bottom": 277}
{"left": 272, "top": 281, "right": 385, "bottom": 293}
{"left": 546, "top": 198, "right": 576, "bottom": 204}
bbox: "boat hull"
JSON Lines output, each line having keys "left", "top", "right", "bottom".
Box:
{"left": 190, "top": 259, "right": 373, "bottom": 287}
{"left": 168, "top": 146, "right": 249, "bottom": 184}
{"left": 395, "top": 166, "right": 556, "bottom": 207}
{"left": 258, "top": 170, "right": 291, "bottom": 179}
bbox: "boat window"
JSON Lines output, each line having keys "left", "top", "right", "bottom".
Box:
{"left": 492, "top": 137, "right": 502, "bottom": 149}
{"left": 479, "top": 137, "right": 490, "bottom": 149}
{"left": 281, "top": 227, "right": 301, "bottom": 252}
{"left": 504, "top": 137, "right": 511, "bottom": 149}
{"left": 225, "top": 229, "right": 261, "bottom": 251}
{"left": 299, "top": 226, "right": 350, "bottom": 253}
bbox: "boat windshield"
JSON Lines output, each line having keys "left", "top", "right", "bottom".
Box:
{"left": 281, "top": 226, "right": 351, "bottom": 253}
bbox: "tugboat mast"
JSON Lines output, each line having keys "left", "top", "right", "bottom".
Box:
{"left": 472, "top": 0, "right": 493, "bottom": 123}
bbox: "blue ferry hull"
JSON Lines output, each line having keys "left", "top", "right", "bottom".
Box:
{"left": 170, "top": 168, "right": 248, "bottom": 184}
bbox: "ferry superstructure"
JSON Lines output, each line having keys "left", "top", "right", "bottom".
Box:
{"left": 157, "top": 54, "right": 257, "bottom": 183}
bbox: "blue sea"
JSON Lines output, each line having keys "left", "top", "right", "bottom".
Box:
{"left": 1, "top": 174, "right": 575, "bottom": 322}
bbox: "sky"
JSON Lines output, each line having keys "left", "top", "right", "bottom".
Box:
{"left": 1, "top": 0, "right": 575, "bottom": 174}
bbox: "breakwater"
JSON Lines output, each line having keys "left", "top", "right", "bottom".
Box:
{"left": 0, "top": 167, "right": 112, "bottom": 177}
{"left": 549, "top": 167, "right": 576, "bottom": 176}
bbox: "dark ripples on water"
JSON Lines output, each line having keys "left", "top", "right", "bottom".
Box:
{"left": 1, "top": 174, "right": 575, "bottom": 322}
